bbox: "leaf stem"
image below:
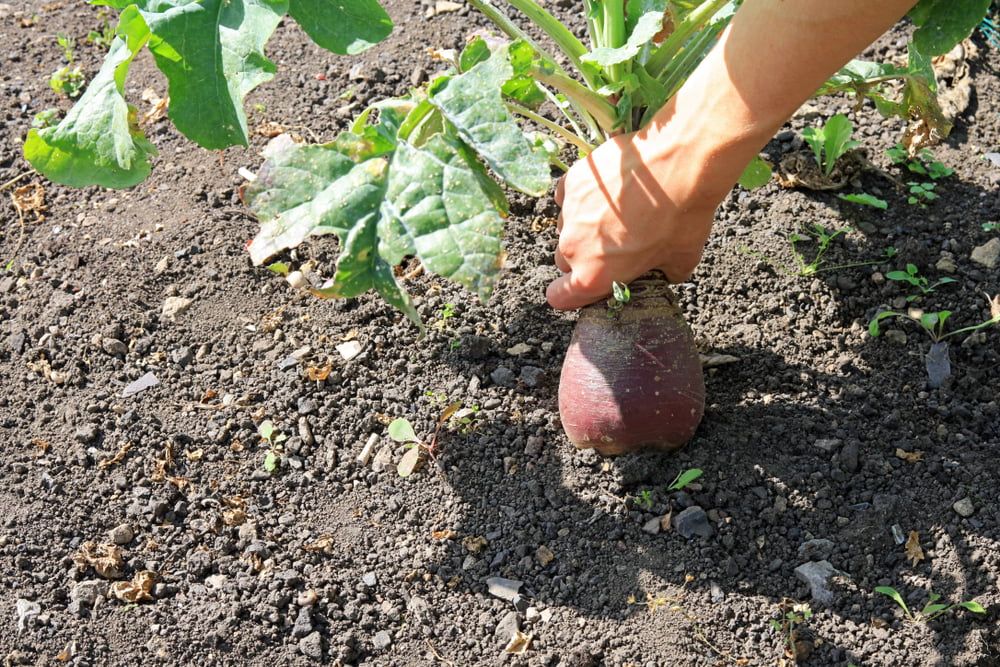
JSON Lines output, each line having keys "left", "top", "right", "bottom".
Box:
{"left": 603, "top": 0, "right": 627, "bottom": 83}
{"left": 646, "top": 0, "right": 730, "bottom": 78}
{"left": 506, "top": 101, "right": 595, "bottom": 154}
{"left": 533, "top": 67, "right": 617, "bottom": 136}
{"left": 503, "top": 0, "right": 599, "bottom": 89}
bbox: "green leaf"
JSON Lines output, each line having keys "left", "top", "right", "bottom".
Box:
{"left": 909, "top": 0, "right": 992, "bottom": 56}
{"left": 258, "top": 420, "right": 274, "bottom": 440}
{"left": 875, "top": 586, "right": 911, "bottom": 616}
{"left": 136, "top": 0, "right": 287, "bottom": 150}
{"left": 428, "top": 47, "right": 551, "bottom": 196}
{"left": 886, "top": 271, "right": 915, "bottom": 283}
{"left": 838, "top": 193, "right": 888, "bottom": 210}
{"left": 263, "top": 450, "right": 278, "bottom": 472}
{"left": 266, "top": 261, "right": 290, "bottom": 275}
{"left": 869, "top": 311, "right": 901, "bottom": 337}
{"left": 668, "top": 468, "right": 703, "bottom": 491}
{"left": 288, "top": 0, "right": 392, "bottom": 56}
{"left": 821, "top": 114, "right": 858, "bottom": 176}
{"left": 957, "top": 600, "right": 987, "bottom": 614}
{"left": 921, "top": 603, "right": 949, "bottom": 617}
{"left": 738, "top": 155, "right": 772, "bottom": 190}
{"left": 388, "top": 418, "right": 418, "bottom": 443}
{"left": 459, "top": 36, "right": 491, "bottom": 73}
{"left": 582, "top": 8, "right": 665, "bottom": 67}
{"left": 24, "top": 32, "right": 155, "bottom": 188}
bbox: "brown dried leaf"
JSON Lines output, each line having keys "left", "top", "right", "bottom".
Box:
{"left": 256, "top": 121, "right": 286, "bottom": 138}
{"left": 303, "top": 535, "right": 336, "bottom": 554}
{"left": 12, "top": 182, "right": 47, "bottom": 221}
{"left": 230, "top": 439, "right": 245, "bottom": 453}
{"left": 535, "top": 545, "right": 554, "bottom": 566}
{"left": 895, "top": 448, "right": 924, "bottom": 463}
{"left": 397, "top": 446, "right": 423, "bottom": 477}
{"left": 140, "top": 88, "right": 168, "bottom": 124}
{"left": 73, "top": 542, "right": 124, "bottom": 579}
{"left": 110, "top": 570, "right": 156, "bottom": 603}
{"left": 32, "top": 438, "right": 50, "bottom": 454}
{"left": 305, "top": 364, "right": 332, "bottom": 382}
{"left": 905, "top": 531, "right": 925, "bottom": 567}
{"left": 55, "top": 642, "right": 75, "bottom": 662}
{"left": 461, "top": 535, "right": 487, "bottom": 554}
{"left": 222, "top": 508, "right": 246, "bottom": 526}
{"left": 184, "top": 448, "right": 204, "bottom": 462}
{"left": 438, "top": 401, "right": 462, "bottom": 426}
{"left": 200, "top": 389, "right": 218, "bottom": 403}
{"left": 503, "top": 630, "right": 532, "bottom": 655}
{"left": 98, "top": 442, "right": 133, "bottom": 469}
{"left": 431, "top": 529, "right": 459, "bottom": 541}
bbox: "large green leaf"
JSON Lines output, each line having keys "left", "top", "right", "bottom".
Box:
{"left": 288, "top": 0, "right": 393, "bottom": 55}
{"left": 909, "top": 0, "right": 992, "bottom": 56}
{"left": 583, "top": 7, "right": 666, "bottom": 67}
{"left": 428, "top": 47, "right": 551, "bottom": 197}
{"left": 23, "top": 32, "right": 155, "bottom": 187}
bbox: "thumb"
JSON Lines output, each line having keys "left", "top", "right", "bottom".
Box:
{"left": 546, "top": 271, "right": 610, "bottom": 311}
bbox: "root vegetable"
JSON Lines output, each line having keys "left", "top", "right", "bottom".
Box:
{"left": 558, "top": 274, "right": 705, "bottom": 455}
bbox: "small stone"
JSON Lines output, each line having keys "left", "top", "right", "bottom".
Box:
{"left": 371, "top": 445, "right": 394, "bottom": 473}
{"left": 297, "top": 397, "right": 318, "bottom": 415}
{"left": 813, "top": 438, "right": 841, "bottom": 453}
{"left": 970, "top": 238, "right": 1000, "bottom": 269}
{"left": 154, "top": 256, "right": 170, "bottom": 274}
{"left": 798, "top": 538, "right": 834, "bottom": 562}
{"left": 710, "top": 581, "right": 724, "bottom": 603}
{"left": 74, "top": 425, "right": 100, "bottom": 444}
{"left": 520, "top": 366, "right": 544, "bottom": 387}
{"left": 171, "top": 346, "right": 193, "bottom": 367}
{"left": 672, "top": 506, "right": 714, "bottom": 539}
{"left": 70, "top": 580, "right": 108, "bottom": 607}
{"left": 506, "top": 343, "right": 532, "bottom": 356}
{"left": 511, "top": 594, "right": 530, "bottom": 613}
{"left": 838, "top": 441, "right": 859, "bottom": 473}
{"left": 298, "top": 417, "right": 314, "bottom": 446}
{"left": 885, "top": 329, "right": 908, "bottom": 346}
{"left": 101, "top": 338, "right": 128, "bottom": 356}
{"left": 109, "top": 523, "right": 134, "bottom": 545}
{"left": 953, "top": 497, "right": 975, "bottom": 517}
{"left": 372, "top": 630, "right": 392, "bottom": 651}
{"left": 161, "top": 296, "right": 193, "bottom": 321}
{"left": 292, "top": 607, "right": 313, "bottom": 638}
{"left": 7, "top": 331, "right": 26, "bottom": 355}
{"left": 524, "top": 436, "right": 544, "bottom": 457}
{"left": 298, "top": 631, "right": 323, "bottom": 660}
{"left": 641, "top": 516, "right": 661, "bottom": 535}
{"left": 494, "top": 611, "right": 520, "bottom": 640}
{"left": 362, "top": 572, "right": 377, "bottom": 587}
{"left": 122, "top": 372, "right": 159, "bottom": 398}
{"left": 336, "top": 340, "right": 362, "bottom": 361}
{"left": 286, "top": 271, "right": 308, "bottom": 289}
{"left": 935, "top": 253, "right": 957, "bottom": 273}
{"left": 794, "top": 560, "right": 843, "bottom": 605}
{"left": 491, "top": 366, "right": 516, "bottom": 387}
{"left": 486, "top": 577, "right": 523, "bottom": 602}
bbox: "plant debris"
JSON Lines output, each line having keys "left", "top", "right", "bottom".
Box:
{"left": 895, "top": 448, "right": 924, "bottom": 463}
{"left": 72, "top": 542, "right": 124, "bottom": 579}
{"left": 503, "top": 630, "right": 532, "bottom": 655}
{"left": 12, "top": 182, "right": 47, "bottom": 221}
{"left": 110, "top": 570, "right": 156, "bottom": 603}
{"left": 905, "top": 531, "right": 925, "bottom": 567}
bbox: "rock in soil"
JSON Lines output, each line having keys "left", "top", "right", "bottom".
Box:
{"left": 794, "top": 560, "right": 843, "bottom": 605}
{"left": 953, "top": 497, "right": 975, "bottom": 517}
{"left": 672, "top": 506, "right": 714, "bottom": 539}
{"left": 298, "top": 631, "right": 323, "bottom": 660}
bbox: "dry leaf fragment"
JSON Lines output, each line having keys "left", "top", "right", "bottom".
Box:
{"left": 110, "top": 570, "right": 156, "bottom": 603}
{"left": 905, "top": 531, "right": 925, "bottom": 567}
{"left": 73, "top": 542, "right": 124, "bottom": 579}
{"left": 987, "top": 293, "right": 1000, "bottom": 321}
{"left": 895, "top": 448, "right": 924, "bottom": 463}
{"left": 98, "top": 442, "right": 133, "bottom": 469}
{"left": 397, "top": 446, "right": 423, "bottom": 477}
{"left": 55, "top": 642, "right": 75, "bottom": 662}
{"left": 256, "top": 121, "right": 286, "bottom": 138}
{"left": 184, "top": 448, "right": 204, "bottom": 462}
{"left": 32, "top": 438, "right": 50, "bottom": 454}
{"left": 303, "top": 535, "right": 336, "bottom": 554}
{"left": 535, "top": 545, "right": 555, "bottom": 566}
{"left": 200, "top": 389, "right": 218, "bottom": 403}
{"left": 461, "top": 535, "right": 488, "bottom": 554}
{"left": 12, "top": 182, "right": 47, "bottom": 221}
{"left": 140, "top": 88, "right": 168, "bottom": 124}
{"left": 305, "top": 364, "right": 332, "bottom": 382}
{"left": 431, "top": 529, "right": 458, "bottom": 541}
{"left": 503, "top": 630, "right": 532, "bottom": 655}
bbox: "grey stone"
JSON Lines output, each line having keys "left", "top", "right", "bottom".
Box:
{"left": 520, "top": 366, "right": 544, "bottom": 387}
{"left": 362, "top": 572, "right": 377, "bottom": 587}
{"left": 109, "top": 523, "right": 134, "bottom": 545}
{"left": 794, "top": 560, "right": 843, "bottom": 605}
{"left": 292, "top": 607, "right": 313, "bottom": 638}
{"left": 838, "top": 441, "right": 859, "bottom": 473}
{"left": 373, "top": 630, "right": 392, "bottom": 651}
{"left": 298, "top": 631, "right": 323, "bottom": 660}
{"left": 506, "top": 343, "right": 532, "bottom": 356}
{"left": 953, "top": 497, "right": 975, "bottom": 517}
{"left": 971, "top": 238, "right": 1000, "bottom": 269}
{"left": 511, "top": 594, "right": 530, "bottom": 613}
{"left": 297, "top": 397, "right": 318, "bottom": 415}
{"left": 122, "top": 372, "right": 159, "bottom": 398}
{"left": 490, "top": 366, "right": 516, "bottom": 388}
{"left": 171, "top": 346, "right": 193, "bottom": 367}
{"left": 101, "top": 338, "right": 128, "bottom": 356}
{"left": 798, "top": 538, "right": 835, "bottom": 562}
{"left": 641, "top": 516, "right": 661, "bottom": 535}
{"left": 935, "top": 253, "right": 957, "bottom": 273}
{"left": 494, "top": 611, "right": 520, "bottom": 640}
{"left": 813, "top": 438, "right": 841, "bottom": 453}
{"left": 74, "top": 425, "right": 100, "bottom": 444}
{"left": 161, "top": 296, "right": 193, "bottom": 321}
{"left": 885, "top": 329, "right": 908, "bottom": 346}
{"left": 524, "top": 436, "right": 544, "bottom": 457}
{"left": 672, "top": 506, "right": 714, "bottom": 539}
{"left": 486, "top": 576, "right": 523, "bottom": 602}
{"left": 7, "top": 331, "right": 26, "bottom": 355}
{"left": 70, "top": 580, "right": 108, "bottom": 607}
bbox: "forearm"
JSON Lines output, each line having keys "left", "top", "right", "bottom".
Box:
{"left": 640, "top": 0, "right": 918, "bottom": 202}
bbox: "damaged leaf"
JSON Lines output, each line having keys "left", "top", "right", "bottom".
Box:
{"left": 397, "top": 445, "right": 423, "bottom": 477}
{"left": 895, "top": 448, "right": 924, "bottom": 463}
{"left": 905, "top": 531, "right": 925, "bottom": 567}
{"left": 73, "top": 542, "right": 124, "bottom": 579}
{"left": 503, "top": 630, "right": 532, "bottom": 655}
{"left": 110, "top": 570, "right": 156, "bottom": 603}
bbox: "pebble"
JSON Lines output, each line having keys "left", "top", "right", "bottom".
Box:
{"left": 486, "top": 576, "right": 523, "bottom": 602}
{"left": 520, "top": 366, "right": 544, "bottom": 387}
{"left": 101, "top": 338, "right": 128, "bottom": 356}
{"left": 74, "top": 425, "right": 100, "bottom": 444}
{"left": 70, "top": 580, "right": 108, "bottom": 606}
{"left": 935, "top": 253, "right": 957, "bottom": 273}
{"left": 161, "top": 296, "right": 193, "bottom": 321}
{"left": 298, "top": 631, "right": 323, "bottom": 660}
{"left": 838, "top": 441, "right": 859, "bottom": 473}
{"left": 641, "top": 516, "right": 661, "bottom": 535}
{"left": 373, "top": 630, "right": 392, "bottom": 651}
{"left": 494, "top": 611, "right": 520, "bottom": 640}
{"left": 524, "top": 436, "right": 544, "bottom": 457}
{"left": 672, "top": 506, "right": 714, "bottom": 539}
{"left": 109, "top": 523, "right": 134, "bottom": 545}
{"left": 286, "top": 271, "right": 308, "bottom": 289}
{"left": 491, "top": 366, "right": 516, "bottom": 387}
{"left": 885, "top": 329, "right": 908, "bottom": 346}
{"left": 122, "top": 372, "right": 159, "bottom": 398}
{"left": 953, "top": 497, "right": 975, "bottom": 517}
{"left": 297, "top": 397, "right": 318, "bottom": 415}
{"left": 362, "top": 572, "right": 377, "bottom": 587}
{"left": 292, "top": 607, "right": 313, "bottom": 638}
{"left": 336, "top": 340, "right": 363, "bottom": 361}
{"left": 798, "top": 538, "right": 835, "bottom": 562}
{"left": 794, "top": 560, "right": 842, "bottom": 605}
{"left": 813, "top": 438, "right": 841, "bottom": 453}
{"left": 506, "top": 343, "right": 532, "bottom": 356}
{"left": 970, "top": 238, "right": 1000, "bottom": 269}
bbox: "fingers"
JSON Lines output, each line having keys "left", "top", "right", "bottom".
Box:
{"left": 546, "top": 270, "right": 611, "bottom": 311}
{"left": 554, "top": 175, "right": 566, "bottom": 207}
{"left": 554, "top": 246, "right": 570, "bottom": 272}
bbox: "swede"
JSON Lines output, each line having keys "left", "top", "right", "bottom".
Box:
{"left": 558, "top": 273, "right": 705, "bottom": 455}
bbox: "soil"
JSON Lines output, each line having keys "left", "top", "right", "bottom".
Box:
{"left": 1, "top": 2, "right": 999, "bottom": 666}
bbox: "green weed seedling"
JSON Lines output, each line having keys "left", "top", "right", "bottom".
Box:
{"left": 258, "top": 420, "right": 287, "bottom": 473}
{"left": 875, "top": 586, "right": 986, "bottom": 624}
{"left": 838, "top": 192, "right": 888, "bottom": 210}
{"left": 802, "top": 114, "right": 859, "bottom": 177}
{"left": 606, "top": 280, "right": 631, "bottom": 318}
{"left": 668, "top": 468, "right": 703, "bottom": 492}
{"left": 50, "top": 34, "right": 84, "bottom": 99}
{"left": 389, "top": 401, "right": 461, "bottom": 477}
{"left": 983, "top": 222, "right": 999, "bottom": 233}
{"left": 86, "top": 10, "right": 116, "bottom": 49}
{"left": 907, "top": 181, "right": 938, "bottom": 206}
{"left": 634, "top": 489, "right": 654, "bottom": 511}
{"left": 32, "top": 109, "right": 60, "bottom": 130}
{"left": 885, "top": 263, "right": 956, "bottom": 302}
{"left": 742, "top": 224, "right": 890, "bottom": 278}
{"left": 886, "top": 144, "right": 954, "bottom": 180}
{"left": 770, "top": 600, "right": 813, "bottom": 662}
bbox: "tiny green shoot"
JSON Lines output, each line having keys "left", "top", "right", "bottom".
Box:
{"left": 770, "top": 601, "right": 813, "bottom": 661}
{"left": 607, "top": 280, "right": 631, "bottom": 317}
{"left": 258, "top": 419, "right": 287, "bottom": 473}
{"left": 837, "top": 192, "right": 888, "bottom": 210}
{"left": 265, "top": 261, "right": 290, "bottom": 276}
{"left": 885, "top": 263, "right": 956, "bottom": 302}
{"left": 886, "top": 144, "right": 953, "bottom": 180}
{"left": 907, "top": 181, "right": 938, "bottom": 206}
{"left": 668, "top": 468, "right": 703, "bottom": 492}
{"left": 634, "top": 489, "right": 654, "bottom": 511}
{"left": 801, "top": 114, "right": 859, "bottom": 177}
{"left": 983, "top": 222, "right": 999, "bottom": 233}
{"left": 869, "top": 299, "right": 1000, "bottom": 344}
{"left": 32, "top": 109, "right": 61, "bottom": 130}
{"left": 50, "top": 66, "right": 86, "bottom": 99}
{"left": 86, "top": 11, "right": 116, "bottom": 49}
{"left": 875, "top": 586, "right": 987, "bottom": 623}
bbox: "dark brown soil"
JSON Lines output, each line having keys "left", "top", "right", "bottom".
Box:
{"left": 1, "top": 2, "right": 998, "bottom": 666}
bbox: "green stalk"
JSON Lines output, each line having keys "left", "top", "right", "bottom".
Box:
{"left": 646, "top": 0, "right": 730, "bottom": 78}
{"left": 504, "top": 0, "right": 600, "bottom": 89}
{"left": 534, "top": 67, "right": 617, "bottom": 136}
{"left": 583, "top": 0, "right": 602, "bottom": 49}
{"left": 506, "top": 101, "right": 596, "bottom": 154}
{"left": 603, "top": 0, "right": 627, "bottom": 82}
{"left": 640, "top": 22, "right": 722, "bottom": 127}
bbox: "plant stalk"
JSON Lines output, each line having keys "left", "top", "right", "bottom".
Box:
{"left": 533, "top": 67, "right": 617, "bottom": 136}
{"left": 506, "top": 102, "right": 595, "bottom": 154}
{"left": 646, "top": 0, "right": 730, "bottom": 78}
{"left": 503, "top": 0, "right": 600, "bottom": 89}
{"left": 603, "top": 0, "right": 627, "bottom": 82}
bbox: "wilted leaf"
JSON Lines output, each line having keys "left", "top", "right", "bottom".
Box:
{"left": 503, "top": 630, "right": 532, "bottom": 655}
{"left": 905, "top": 531, "right": 925, "bottom": 567}
{"left": 305, "top": 364, "right": 332, "bottom": 382}
{"left": 895, "top": 448, "right": 924, "bottom": 463}
{"left": 303, "top": 535, "right": 336, "bottom": 554}
{"left": 438, "top": 401, "right": 462, "bottom": 425}
{"left": 110, "top": 570, "right": 155, "bottom": 603}
{"left": 73, "top": 542, "right": 124, "bottom": 579}
{"left": 431, "top": 529, "right": 459, "bottom": 541}
{"left": 461, "top": 535, "right": 488, "bottom": 553}
{"left": 184, "top": 448, "right": 204, "bottom": 462}
{"left": 397, "top": 446, "right": 423, "bottom": 477}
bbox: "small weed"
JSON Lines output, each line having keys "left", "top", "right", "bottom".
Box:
{"left": 802, "top": 114, "right": 859, "bottom": 177}
{"left": 770, "top": 600, "right": 813, "bottom": 662}
{"left": 252, "top": 102, "right": 267, "bottom": 114}
{"left": 56, "top": 33, "right": 76, "bottom": 62}
{"left": 907, "top": 181, "right": 938, "bottom": 206}
{"left": 887, "top": 144, "right": 953, "bottom": 180}
{"left": 875, "top": 586, "right": 986, "bottom": 623}
{"left": 436, "top": 302, "right": 457, "bottom": 329}
{"left": 258, "top": 420, "right": 287, "bottom": 473}
{"left": 838, "top": 192, "right": 888, "bottom": 210}
{"left": 885, "top": 263, "right": 956, "bottom": 302}
{"left": 32, "top": 109, "right": 60, "bottom": 129}
{"left": 667, "top": 468, "right": 703, "bottom": 492}
{"left": 869, "top": 298, "right": 1000, "bottom": 344}
{"left": 606, "top": 280, "right": 630, "bottom": 318}
{"left": 741, "top": 224, "right": 890, "bottom": 278}
{"left": 634, "top": 489, "right": 654, "bottom": 511}
{"left": 983, "top": 222, "right": 999, "bottom": 233}
{"left": 86, "top": 10, "right": 116, "bottom": 49}
{"left": 50, "top": 67, "right": 86, "bottom": 98}
{"left": 388, "top": 402, "right": 462, "bottom": 477}
{"left": 448, "top": 339, "right": 462, "bottom": 351}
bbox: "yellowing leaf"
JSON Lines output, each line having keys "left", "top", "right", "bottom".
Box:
{"left": 895, "top": 448, "right": 924, "bottom": 463}
{"left": 110, "top": 570, "right": 156, "bottom": 603}
{"left": 306, "top": 364, "right": 332, "bottom": 382}
{"left": 503, "top": 630, "right": 532, "bottom": 655}
{"left": 905, "top": 531, "right": 925, "bottom": 567}
{"left": 431, "top": 529, "right": 458, "bottom": 541}
{"left": 397, "top": 446, "right": 423, "bottom": 477}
